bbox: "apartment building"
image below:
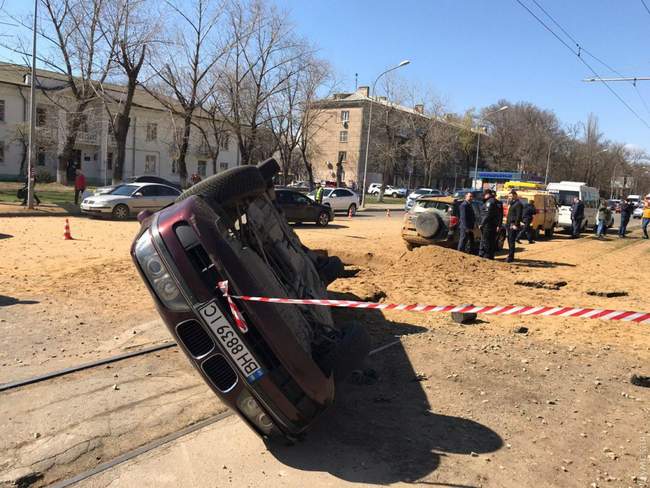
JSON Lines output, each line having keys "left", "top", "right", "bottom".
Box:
{"left": 0, "top": 62, "right": 240, "bottom": 184}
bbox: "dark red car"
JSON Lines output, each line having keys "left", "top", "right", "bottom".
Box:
{"left": 131, "top": 159, "right": 368, "bottom": 441}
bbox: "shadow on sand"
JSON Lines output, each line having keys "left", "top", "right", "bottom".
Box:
{"left": 267, "top": 291, "right": 502, "bottom": 486}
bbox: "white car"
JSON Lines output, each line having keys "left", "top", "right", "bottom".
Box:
{"left": 81, "top": 182, "right": 181, "bottom": 220}
{"left": 309, "top": 187, "right": 360, "bottom": 215}
{"left": 367, "top": 184, "right": 407, "bottom": 198}
{"left": 633, "top": 206, "right": 644, "bottom": 219}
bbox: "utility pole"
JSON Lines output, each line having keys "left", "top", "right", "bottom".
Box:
{"left": 26, "top": 0, "right": 38, "bottom": 209}
{"left": 544, "top": 141, "right": 552, "bottom": 185}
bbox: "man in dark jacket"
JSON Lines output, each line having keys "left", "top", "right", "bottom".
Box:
{"left": 479, "top": 189, "right": 499, "bottom": 259}
{"left": 506, "top": 190, "right": 524, "bottom": 263}
{"left": 570, "top": 196, "right": 585, "bottom": 238}
{"left": 457, "top": 192, "right": 476, "bottom": 253}
{"left": 517, "top": 200, "right": 536, "bottom": 244}
{"left": 618, "top": 198, "right": 633, "bottom": 238}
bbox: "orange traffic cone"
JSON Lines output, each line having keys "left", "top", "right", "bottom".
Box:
{"left": 64, "top": 219, "right": 73, "bottom": 240}
{"left": 386, "top": 209, "right": 391, "bottom": 218}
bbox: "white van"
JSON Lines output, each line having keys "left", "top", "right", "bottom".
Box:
{"left": 547, "top": 181, "right": 600, "bottom": 230}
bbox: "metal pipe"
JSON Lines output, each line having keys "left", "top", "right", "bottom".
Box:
{"left": 471, "top": 105, "right": 508, "bottom": 190}
{"left": 26, "top": 0, "right": 38, "bottom": 209}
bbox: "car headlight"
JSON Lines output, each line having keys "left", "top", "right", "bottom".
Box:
{"left": 135, "top": 232, "right": 189, "bottom": 311}
{"left": 237, "top": 389, "right": 275, "bottom": 435}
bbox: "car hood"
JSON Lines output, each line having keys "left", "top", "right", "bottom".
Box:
{"left": 86, "top": 194, "right": 131, "bottom": 204}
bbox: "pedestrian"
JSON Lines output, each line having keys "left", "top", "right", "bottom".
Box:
{"left": 315, "top": 184, "right": 324, "bottom": 204}
{"left": 596, "top": 200, "right": 610, "bottom": 239}
{"left": 74, "top": 168, "right": 86, "bottom": 205}
{"left": 570, "top": 196, "right": 585, "bottom": 238}
{"left": 517, "top": 199, "right": 536, "bottom": 244}
{"left": 18, "top": 179, "right": 41, "bottom": 206}
{"left": 506, "top": 190, "right": 523, "bottom": 263}
{"left": 618, "top": 198, "right": 633, "bottom": 238}
{"left": 457, "top": 191, "right": 476, "bottom": 253}
{"left": 479, "top": 189, "right": 499, "bottom": 260}
{"left": 642, "top": 194, "right": 650, "bottom": 239}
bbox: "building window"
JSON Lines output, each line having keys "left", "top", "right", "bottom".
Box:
{"left": 0, "top": 141, "right": 4, "bottom": 163}
{"left": 36, "top": 107, "right": 47, "bottom": 127}
{"left": 219, "top": 136, "right": 229, "bottom": 150}
{"left": 107, "top": 152, "right": 113, "bottom": 170}
{"left": 339, "top": 131, "right": 348, "bottom": 143}
{"left": 77, "top": 113, "right": 88, "bottom": 133}
{"left": 144, "top": 154, "right": 157, "bottom": 174}
{"left": 146, "top": 122, "right": 158, "bottom": 142}
{"left": 0, "top": 100, "right": 5, "bottom": 122}
{"left": 341, "top": 110, "right": 349, "bottom": 122}
{"left": 197, "top": 160, "right": 206, "bottom": 176}
{"left": 219, "top": 162, "right": 229, "bottom": 171}
{"left": 338, "top": 151, "right": 347, "bottom": 163}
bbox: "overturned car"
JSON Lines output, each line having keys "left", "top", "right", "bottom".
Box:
{"left": 131, "top": 159, "right": 369, "bottom": 441}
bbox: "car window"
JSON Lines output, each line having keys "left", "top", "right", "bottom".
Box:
{"left": 294, "top": 194, "right": 310, "bottom": 204}
{"left": 110, "top": 184, "right": 139, "bottom": 196}
{"left": 323, "top": 189, "right": 333, "bottom": 197}
{"left": 138, "top": 185, "right": 160, "bottom": 197}
{"left": 158, "top": 186, "right": 180, "bottom": 196}
{"left": 415, "top": 200, "right": 451, "bottom": 212}
{"left": 276, "top": 191, "right": 292, "bottom": 204}
{"left": 333, "top": 189, "right": 351, "bottom": 197}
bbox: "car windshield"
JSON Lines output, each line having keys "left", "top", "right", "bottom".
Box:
{"left": 414, "top": 189, "right": 430, "bottom": 195}
{"left": 549, "top": 190, "right": 579, "bottom": 206}
{"left": 109, "top": 184, "right": 139, "bottom": 196}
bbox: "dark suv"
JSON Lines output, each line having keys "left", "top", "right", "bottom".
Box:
{"left": 131, "top": 159, "right": 368, "bottom": 440}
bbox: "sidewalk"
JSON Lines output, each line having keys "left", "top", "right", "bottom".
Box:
{"left": 0, "top": 201, "right": 80, "bottom": 217}
{"left": 359, "top": 202, "right": 405, "bottom": 212}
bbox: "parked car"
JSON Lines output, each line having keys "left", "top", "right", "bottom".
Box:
{"left": 367, "top": 184, "right": 407, "bottom": 198}
{"left": 495, "top": 190, "right": 559, "bottom": 239}
{"left": 93, "top": 175, "right": 181, "bottom": 196}
{"left": 607, "top": 199, "right": 621, "bottom": 212}
{"left": 131, "top": 159, "right": 368, "bottom": 441}
{"left": 275, "top": 189, "right": 334, "bottom": 226}
{"left": 287, "top": 181, "right": 310, "bottom": 192}
{"left": 404, "top": 188, "right": 445, "bottom": 211}
{"left": 81, "top": 182, "right": 181, "bottom": 219}
{"left": 633, "top": 206, "right": 644, "bottom": 219}
{"left": 401, "top": 195, "right": 505, "bottom": 251}
{"left": 307, "top": 187, "right": 360, "bottom": 215}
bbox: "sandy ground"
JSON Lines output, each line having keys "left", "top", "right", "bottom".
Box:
{"left": 1, "top": 212, "right": 649, "bottom": 487}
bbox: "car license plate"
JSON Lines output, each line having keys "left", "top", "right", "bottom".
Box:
{"left": 198, "top": 300, "right": 264, "bottom": 384}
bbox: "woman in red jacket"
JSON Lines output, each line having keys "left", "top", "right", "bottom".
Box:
{"left": 74, "top": 169, "right": 86, "bottom": 205}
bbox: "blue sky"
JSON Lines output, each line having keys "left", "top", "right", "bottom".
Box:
{"left": 3, "top": 0, "right": 650, "bottom": 152}
{"left": 276, "top": 0, "right": 650, "bottom": 152}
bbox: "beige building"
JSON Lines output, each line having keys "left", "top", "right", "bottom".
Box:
{"left": 309, "top": 86, "right": 433, "bottom": 190}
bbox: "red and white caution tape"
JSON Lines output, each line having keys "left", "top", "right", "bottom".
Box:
{"left": 217, "top": 281, "right": 650, "bottom": 325}
{"left": 217, "top": 281, "right": 249, "bottom": 332}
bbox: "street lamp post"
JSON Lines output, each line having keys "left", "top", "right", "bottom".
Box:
{"left": 472, "top": 105, "right": 508, "bottom": 190}
{"left": 360, "top": 59, "right": 410, "bottom": 208}
{"left": 26, "top": 0, "right": 39, "bottom": 209}
{"left": 544, "top": 141, "right": 552, "bottom": 185}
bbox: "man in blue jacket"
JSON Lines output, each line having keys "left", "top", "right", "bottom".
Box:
{"left": 457, "top": 192, "right": 476, "bottom": 253}
{"left": 570, "top": 196, "right": 585, "bottom": 239}
{"left": 618, "top": 198, "right": 633, "bottom": 238}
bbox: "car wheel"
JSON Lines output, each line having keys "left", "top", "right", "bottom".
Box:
{"left": 175, "top": 166, "right": 266, "bottom": 207}
{"left": 415, "top": 212, "right": 440, "bottom": 238}
{"left": 544, "top": 227, "right": 554, "bottom": 239}
{"left": 391, "top": 192, "right": 398, "bottom": 198}
{"left": 317, "top": 211, "right": 330, "bottom": 226}
{"left": 347, "top": 203, "right": 357, "bottom": 216}
{"left": 319, "top": 322, "right": 371, "bottom": 383}
{"left": 112, "top": 204, "right": 129, "bottom": 220}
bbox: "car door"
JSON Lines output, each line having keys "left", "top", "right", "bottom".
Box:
{"left": 334, "top": 189, "right": 354, "bottom": 210}
{"left": 157, "top": 185, "right": 182, "bottom": 209}
{"left": 276, "top": 190, "right": 299, "bottom": 221}
{"left": 135, "top": 185, "right": 164, "bottom": 211}
{"left": 292, "top": 192, "right": 314, "bottom": 221}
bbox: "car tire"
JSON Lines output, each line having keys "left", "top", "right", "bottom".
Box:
{"left": 415, "top": 212, "right": 440, "bottom": 238}
{"left": 112, "top": 204, "right": 129, "bottom": 220}
{"left": 176, "top": 166, "right": 266, "bottom": 207}
{"left": 257, "top": 158, "right": 280, "bottom": 183}
{"left": 391, "top": 192, "right": 398, "bottom": 198}
{"left": 318, "top": 322, "right": 371, "bottom": 383}
{"left": 347, "top": 203, "right": 357, "bottom": 216}
{"left": 316, "top": 211, "right": 330, "bottom": 227}
{"left": 544, "top": 227, "right": 554, "bottom": 239}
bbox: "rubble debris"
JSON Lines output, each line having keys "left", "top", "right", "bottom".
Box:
{"left": 514, "top": 280, "right": 567, "bottom": 290}
{"left": 586, "top": 290, "right": 628, "bottom": 298}
{"left": 630, "top": 374, "right": 650, "bottom": 388}
{"left": 513, "top": 326, "right": 529, "bottom": 334}
{"left": 451, "top": 311, "right": 478, "bottom": 324}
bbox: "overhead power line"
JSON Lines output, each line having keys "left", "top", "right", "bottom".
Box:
{"left": 641, "top": 0, "right": 650, "bottom": 17}
{"left": 514, "top": 0, "right": 650, "bottom": 131}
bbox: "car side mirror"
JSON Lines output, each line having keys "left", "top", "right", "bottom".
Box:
{"left": 134, "top": 192, "right": 143, "bottom": 197}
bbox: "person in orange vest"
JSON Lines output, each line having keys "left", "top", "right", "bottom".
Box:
{"left": 74, "top": 168, "right": 86, "bottom": 205}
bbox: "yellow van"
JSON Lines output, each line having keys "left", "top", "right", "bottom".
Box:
{"left": 496, "top": 189, "right": 559, "bottom": 239}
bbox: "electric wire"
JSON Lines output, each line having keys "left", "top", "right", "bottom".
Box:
{"left": 515, "top": 0, "right": 650, "bottom": 131}
{"left": 529, "top": 0, "right": 650, "bottom": 121}
{"left": 641, "top": 0, "right": 650, "bottom": 17}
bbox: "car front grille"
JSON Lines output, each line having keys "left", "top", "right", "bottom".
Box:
{"left": 176, "top": 320, "right": 214, "bottom": 358}
{"left": 202, "top": 354, "right": 238, "bottom": 392}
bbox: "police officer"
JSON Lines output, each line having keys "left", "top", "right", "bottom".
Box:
{"left": 506, "top": 190, "right": 524, "bottom": 263}
{"left": 315, "top": 184, "right": 324, "bottom": 204}
{"left": 618, "top": 198, "right": 633, "bottom": 238}
{"left": 479, "top": 189, "right": 499, "bottom": 259}
{"left": 517, "top": 200, "right": 536, "bottom": 244}
{"left": 457, "top": 192, "right": 476, "bottom": 253}
{"left": 570, "top": 196, "right": 585, "bottom": 238}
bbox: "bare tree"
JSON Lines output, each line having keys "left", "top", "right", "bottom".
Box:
{"left": 147, "top": 0, "right": 227, "bottom": 187}
{"left": 95, "top": 0, "right": 156, "bottom": 184}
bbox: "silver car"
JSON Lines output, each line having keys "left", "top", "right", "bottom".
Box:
{"left": 81, "top": 182, "right": 181, "bottom": 220}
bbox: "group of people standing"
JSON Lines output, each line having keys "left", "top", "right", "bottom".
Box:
{"left": 571, "top": 194, "right": 650, "bottom": 240}
{"left": 457, "top": 188, "right": 532, "bottom": 263}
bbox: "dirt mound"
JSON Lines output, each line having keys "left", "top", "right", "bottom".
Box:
{"left": 392, "top": 245, "right": 505, "bottom": 277}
